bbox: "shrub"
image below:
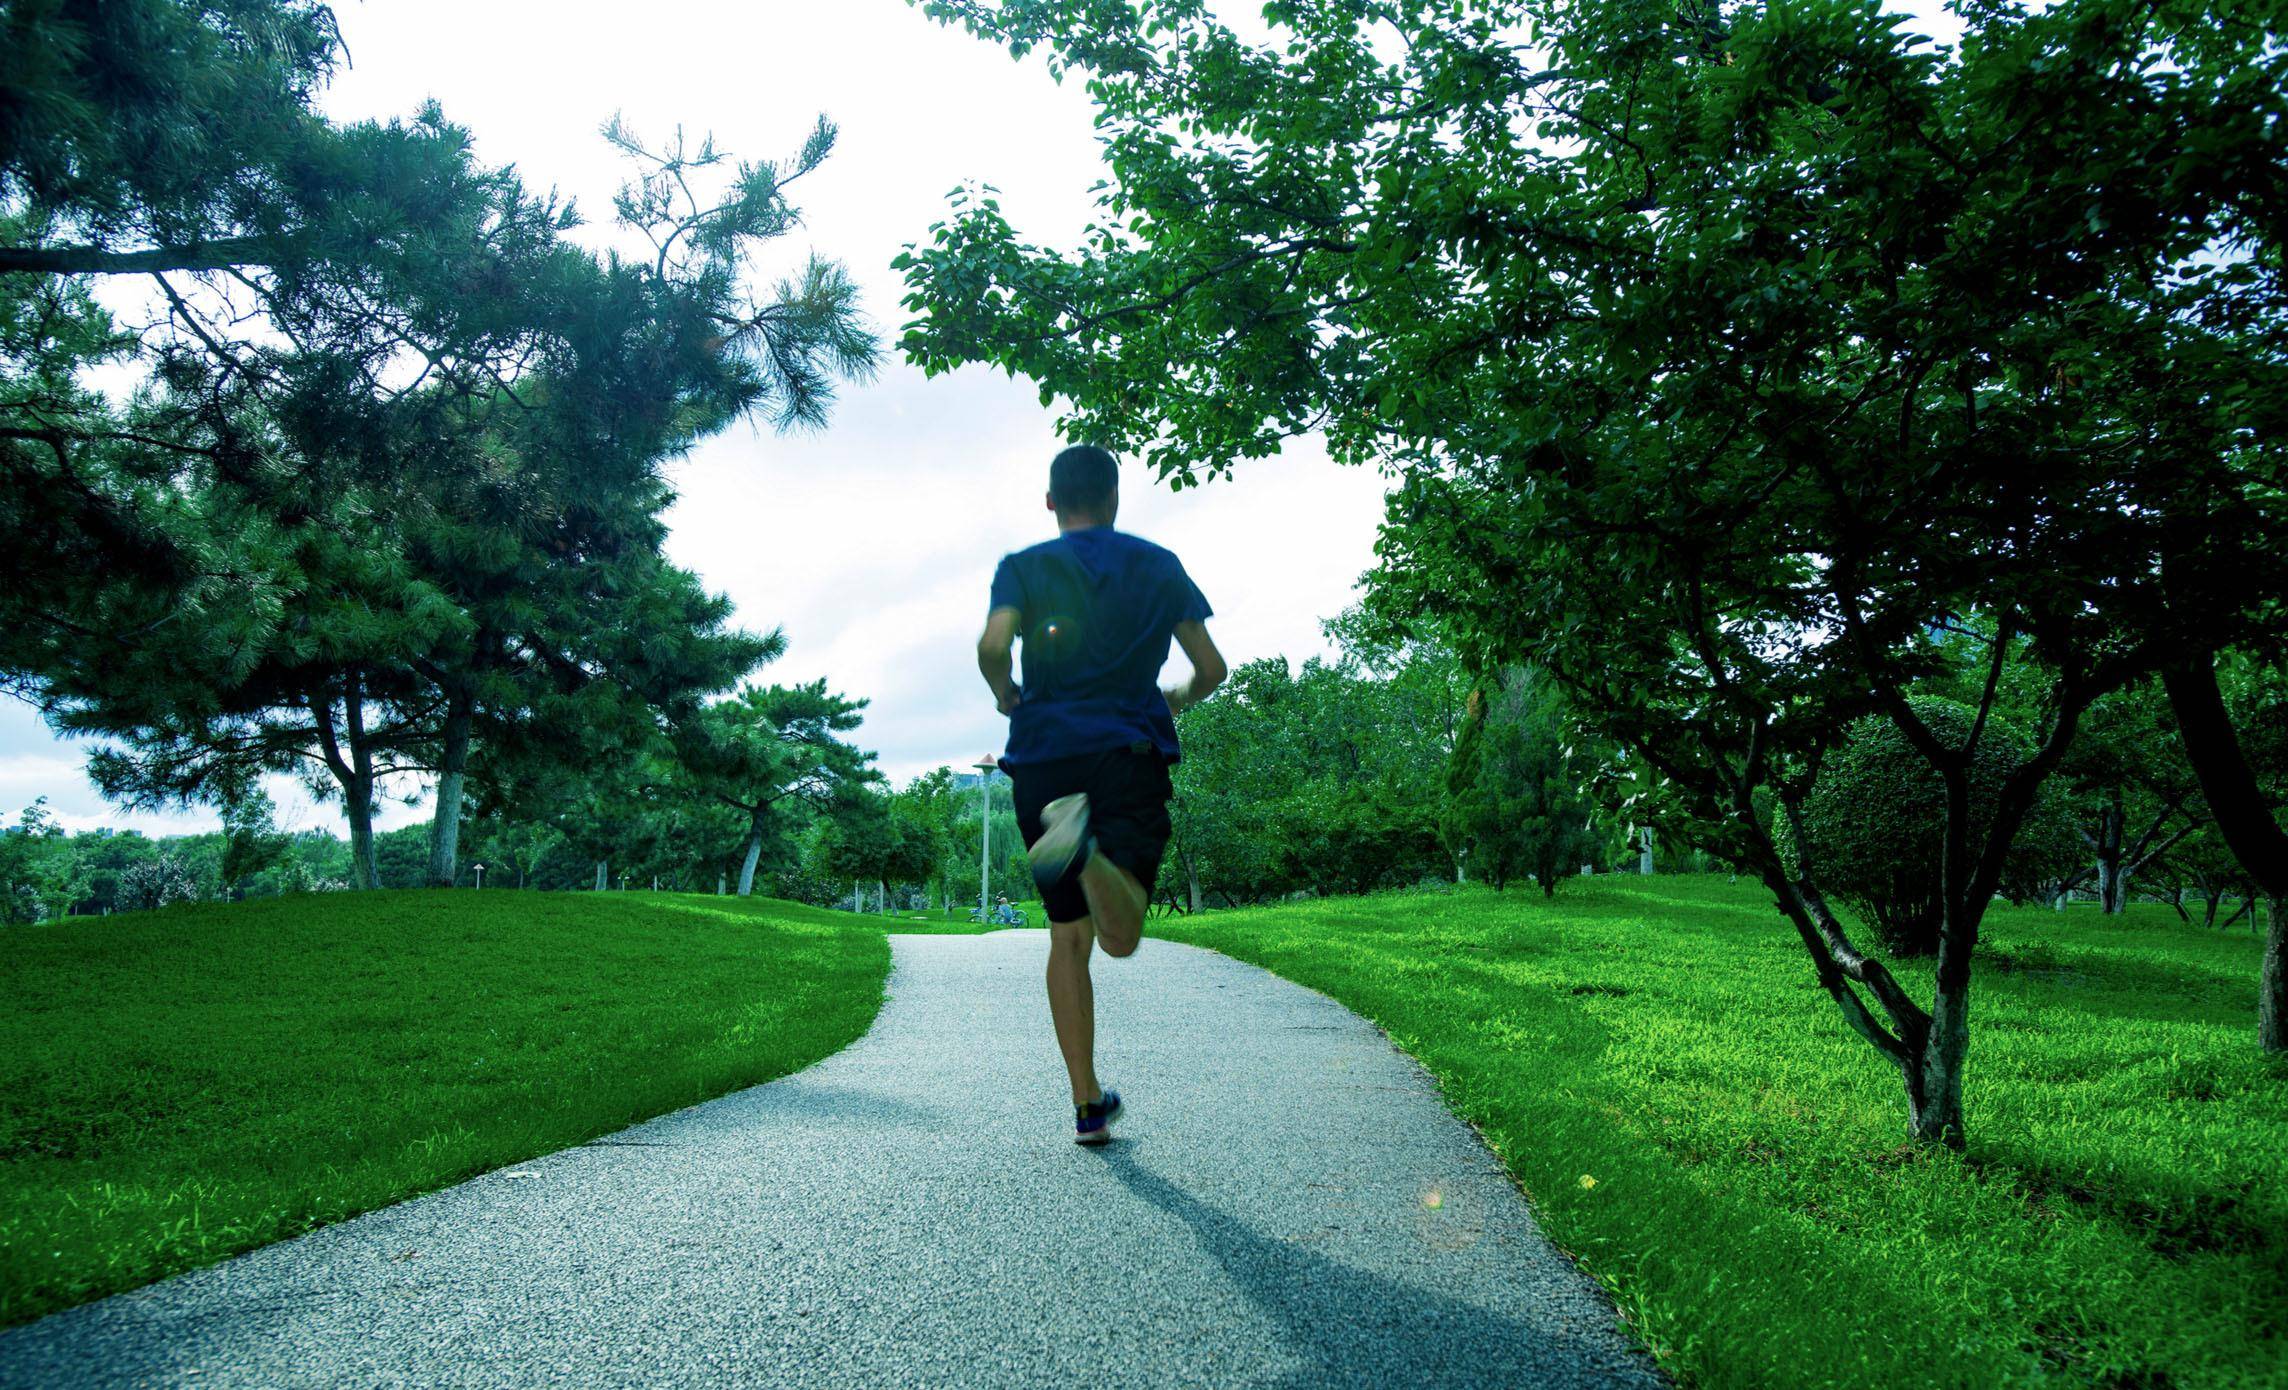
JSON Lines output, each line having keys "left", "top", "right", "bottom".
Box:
{"left": 4, "top": 884, "right": 43, "bottom": 925}
{"left": 276, "top": 859, "right": 346, "bottom": 894}
{"left": 1794, "top": 698, "right": 2079, "bottom": 955}
{"left": 114, "top": 854, "right": 201, "bottom": 912}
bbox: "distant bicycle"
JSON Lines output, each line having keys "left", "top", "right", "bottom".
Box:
{"left": 968, "top": 903, "right": 1029, "bottom": 926}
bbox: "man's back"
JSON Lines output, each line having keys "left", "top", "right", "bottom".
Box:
{"left": 975, "top": 443, "right": 1228, "bottom": 1145}
{"left": 989, "top": 525, "right": 1210, "bottom": 768}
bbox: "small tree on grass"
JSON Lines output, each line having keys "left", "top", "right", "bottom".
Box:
{"left": 2040, "top": 681, "right": 2210, "bottom": 914}
{"left": 676, "top": 680, "right": 876, "bottom": 897}
{"left": 116, "top": 853, "right": 199, "bottom": 912}
{"left": 218, "top": 786, "right": 290, "bottom": 901}
{"left": 1792, "top": 700, "right": 2080, "bottom": 956}
{"left": 819, "top": 791, "right": 937, "bottom": 912}
{"left": 1165, "top": 660, "right": 1306, "bottom": 908}
{"left": 889, "top": 772, "right": 960, "bottom": 909}
{"left": 1448, "top": 670, "right": 1604, "bottom": 895}
{"left": 0, "top": 800, "right": 86, "bottom": 923}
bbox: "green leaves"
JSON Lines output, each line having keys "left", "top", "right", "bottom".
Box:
{"left": 5, "top": 5, "right": 877, "bottom": 885}
{"left": 900, "top": 0, "right": 2288, "bottom": 1117}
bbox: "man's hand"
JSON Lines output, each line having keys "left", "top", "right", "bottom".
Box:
{"left": 997, "top": 687, "right": 1023, "bottom": 716}
{"left": 1163, "top": 621, "right": 1229, "bottom": 718}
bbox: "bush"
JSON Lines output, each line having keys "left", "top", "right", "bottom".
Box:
{"left": 1794, "top": 698, "right": 2079, "bottom": 956}
{"left": 113, "top": 853, "right": 201, "bottom": 912}
{"left": 276, "top": 859, "right": 346, "bottom": 894}
{"left": 4, "top": 884, "right": 43, "bottom": 925}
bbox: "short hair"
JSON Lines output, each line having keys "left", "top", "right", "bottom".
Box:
{"left": 1049, "top": 444, "right": 1119, "bottom": 515}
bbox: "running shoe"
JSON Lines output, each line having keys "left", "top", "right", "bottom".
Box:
{"left": 1075, "top": 1090, "right": 1123, "bottom": 1146}
{"left": 1029, "top": 792, "right": 1095, "bottom": 891}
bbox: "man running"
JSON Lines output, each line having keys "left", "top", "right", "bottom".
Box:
{"left": 977, "top": 444, "right": 1227, "bottom": 1145}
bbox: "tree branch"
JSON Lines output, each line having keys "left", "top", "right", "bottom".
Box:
{"left": 1, "top": 235, "right": 299, "bottom": 278}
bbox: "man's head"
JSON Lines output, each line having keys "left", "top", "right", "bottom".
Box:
{"left": 1046, "top": 444, "right": 1119, "bottom": 528}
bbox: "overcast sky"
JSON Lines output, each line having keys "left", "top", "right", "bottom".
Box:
{"left": 0, "top": 0, "right": 1392, "bottom": 836}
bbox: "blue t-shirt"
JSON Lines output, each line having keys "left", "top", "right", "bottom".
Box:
{"left": 988, "top": 527, "right": 1212, "bottom": 768}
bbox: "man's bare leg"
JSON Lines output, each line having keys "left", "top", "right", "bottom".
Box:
{"left": 1045, "top": 915, "right": 1102, "bottom": 1105}
{"left": 1080, "top": 854, "right": 1148, "bottom": 959}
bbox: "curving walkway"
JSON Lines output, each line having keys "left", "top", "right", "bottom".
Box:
{"left": 0, "top": 932, "right": 1661, "bottom": 1388}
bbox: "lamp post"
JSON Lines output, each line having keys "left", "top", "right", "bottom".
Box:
{"left": 974, "top": 755, "right": 998, "bottom": 921}
{"left": 473, "top": 863, "right": 485, "bottom": 890}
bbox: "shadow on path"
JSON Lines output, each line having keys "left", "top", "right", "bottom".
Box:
{"left": 1095, "top": 1146, "right": 1647, "bottom": 1389}
{"left": 731, "top": 1081, "right": 947, "bottom": 1128}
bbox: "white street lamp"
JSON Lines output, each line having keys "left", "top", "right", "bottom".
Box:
{"left": 974, "top": 755, "right": 998, "bottom": 922}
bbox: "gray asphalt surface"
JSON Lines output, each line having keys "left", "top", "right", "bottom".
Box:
{"left": 1, "top": 931, "right": 1661, "bottom": 1389}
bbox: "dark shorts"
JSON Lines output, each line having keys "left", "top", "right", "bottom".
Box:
{"left": 1010, "top": 742, "right": 1174, "bottom": 924}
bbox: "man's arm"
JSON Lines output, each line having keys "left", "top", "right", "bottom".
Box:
{"left": 1164, "top": 619, "right": 1228, "bottom": 714}
{"left": 978, "top": 606, "right": 1023, "bottom": 715}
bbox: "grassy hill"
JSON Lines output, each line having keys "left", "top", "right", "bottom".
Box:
{"left": 0, "top": 890, "right": 888, "bottom": 1327}
{"left": 1160, "top": 877, "right": 2284, "bottom": 1390}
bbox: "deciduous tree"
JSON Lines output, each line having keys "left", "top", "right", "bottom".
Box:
{"left": 898, "top": 0, "right": 2287, "bottom": 1135}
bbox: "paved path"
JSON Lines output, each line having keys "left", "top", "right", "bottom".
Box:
{"left": 1, "top": 933, "right": 1660, "bottom": 1388}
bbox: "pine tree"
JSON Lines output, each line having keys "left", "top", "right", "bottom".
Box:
{"left": 675, "top": 681, "right": 877, "bottom": 897}
{"left": 5, "top": 4, "right": 875, "bottom": 883}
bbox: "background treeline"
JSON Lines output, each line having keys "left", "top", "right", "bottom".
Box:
{"left": 1157, "top": 611, "right": 2275, "bottom": 931}
{"left": 13, "top": 604, "right": 2271, "bottom": 939}
{"left": 0, "top": 758, "right": 1039, "bottom": 917}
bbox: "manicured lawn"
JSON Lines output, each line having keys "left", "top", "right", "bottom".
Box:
{"left": 0, "top": 890, "right": 888, "bottom": 1327}
{"left": 1158, "top": 877, "right": 2284, "bottom": 1390}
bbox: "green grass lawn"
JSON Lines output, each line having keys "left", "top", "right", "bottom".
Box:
{"left": 0, "top": 890, "right": 888, "bottom": 1327}
{"left": 1158, "top": 877, "right": 2285, "bottom": 1390}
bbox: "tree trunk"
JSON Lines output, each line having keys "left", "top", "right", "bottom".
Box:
{"left": 2097, "top": 792, "right": 2125, "bottom": 913}
{"left": 736, "top": 810, "right": 765, "bottom": 897}
{"left": 878, "top": 880, "right": 888, "bottom": 915}
{"left": 311, "top": 683, "right": 381, "bottom": 891}
{"left": 2263, "top": 896, "right": 2285, "bottom": 1053}
{"left": 342, "top": 681, "right": 380, "bottom": 890}
{"left": 1908, "top": 977, "right": 1969, "bottom": 1147}
{"left": 426, "top": 685, "right": 475, "bottom": 888}
{"left": 345, "top": 779, "right": 378, "bottom": 891}
{"left": 594, "top": 859, "right": 608, "bottom": 892}
{"left": 1184, "top": 849, "right": 1203, "bottom": 915}
{"left": 2161, "top": 657, "right": 2288, "bottom": 1051}
{"left": 717, "top": 873, "right": 727, "bottom": 896}
{"left": 0, "top": 233, "right": 300, "bottom": 277}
